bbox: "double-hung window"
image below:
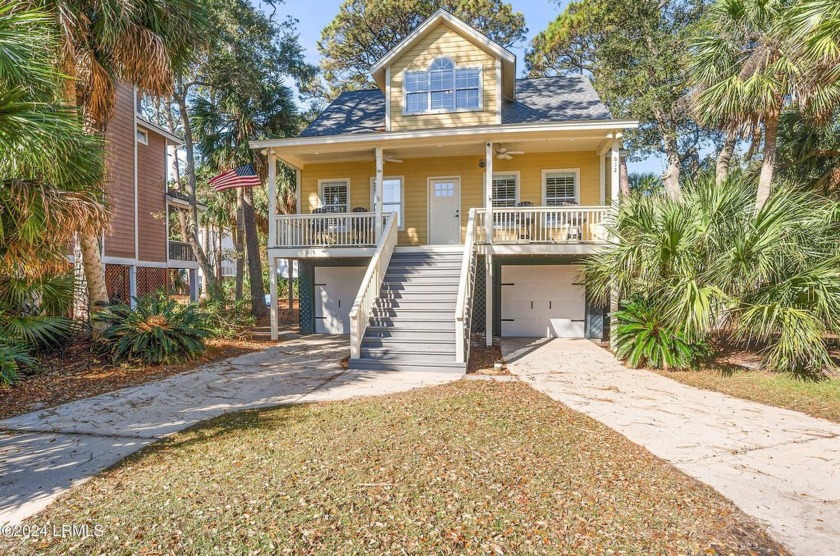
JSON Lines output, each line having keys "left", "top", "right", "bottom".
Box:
{"left": 542, "top": 170, "right": 579, "bottom": 206}
{"left": 404, "top": 57, "right": 481, "bottom": 114}
{"left": 370, "top": 177, "right": 403, "bottom": 230}
{"left": 492, "top": 173, "right": 519, "bottom": 207}
{"left": 319, "top": 179, "right": 349, "bottom": 213}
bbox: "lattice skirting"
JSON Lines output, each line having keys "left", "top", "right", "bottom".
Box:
{"left": 105, "top": 264, "right": 131, "bottom": 304}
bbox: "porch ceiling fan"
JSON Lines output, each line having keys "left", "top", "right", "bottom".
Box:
{"left": 495, "top": 145, "right": 524, "bottom": 160}
{"left": 384, "top": 156, "right": 403, "bottom": 163}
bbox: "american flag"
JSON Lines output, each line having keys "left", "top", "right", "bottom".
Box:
{"left": 209, "top": 163, "right": 261, "bottom": 191}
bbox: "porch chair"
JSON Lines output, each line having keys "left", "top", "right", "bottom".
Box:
{"left": 351, "top": 207, "right": 372, "bottom": 244}
{"left": 309, "top": 207, "right": 330, "bottom": 244}
{"left": 493, "top": 201, "right": 534, "bottom": 243}
{"left": 544, "top": 201, "right": 581, "bottom": 243}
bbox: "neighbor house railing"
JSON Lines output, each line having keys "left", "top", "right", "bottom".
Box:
{"left": 168, "top": 240, "right": 196, "bottom": 262}
{"left": 271, "top": 212, "right": 386, "bottom": 248}
{"left": 455, "top": 208, "right": 479, "bottom": 364}
{"left": 475, "top": 206, "right": 609, "bottom": 244}
{"left": 348, "top": 212, "right": 399, "bottom": 359}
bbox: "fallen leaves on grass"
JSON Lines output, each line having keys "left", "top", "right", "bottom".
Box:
{"left": 4, "top": 380, "right": 788, "bottom": 555}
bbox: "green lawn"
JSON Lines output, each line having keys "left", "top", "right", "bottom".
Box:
{"left": 6, "top": 380, "right": 786, "bottom": 555}
{"left": 657, "top": 368, "right": 840, "bottom": 423}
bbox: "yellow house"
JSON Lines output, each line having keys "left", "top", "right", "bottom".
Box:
{"left": 251, "top": 10, "right": 637, "bottom": 372}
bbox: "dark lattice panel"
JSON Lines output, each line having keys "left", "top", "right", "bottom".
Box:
{"left": 137, "top": 267, "right": 167, "bottom": 298}
{"left": 105, "top": 264, "right": 130, "bottom": 304}
{"left": 471, "top": 256, "right": 486, "bottom": 334}
{"left": 297, "top": 260, "right": 315, "bottom": 333}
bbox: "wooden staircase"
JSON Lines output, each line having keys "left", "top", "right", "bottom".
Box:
{"left": 348, "top": 247, "right": 465, "bottom": 373}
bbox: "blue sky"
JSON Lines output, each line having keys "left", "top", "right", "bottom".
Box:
{"left": 267, "top": 0, "right": 663, "bottom": 175}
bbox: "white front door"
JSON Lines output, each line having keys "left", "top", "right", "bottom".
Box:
{"left": 314, "top": 266, "right": 366, "bottom": 334}
{"left": 428, "top": 178, "right": 461, "bottom": 244}
{"left": 501, "top": 265, "right": 586, "bottom": 338}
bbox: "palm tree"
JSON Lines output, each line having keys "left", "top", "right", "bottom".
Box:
{"left": 1, "top": 5, "right": 107, "bottom": 382}
{"left": 691, "top": 0, "right": 840, "bottom": 209}
{"left": 191, "top": 84, "right": 298, "bottom": 316}
{"left": 43, "top": 0, "right": 208, "bottom": 317}
{"left": 585, "top": 172, "right": 840, "bottom": 375}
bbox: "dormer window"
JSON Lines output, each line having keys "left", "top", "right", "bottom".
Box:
{"left": 404, "top": 57, "right": 482, "bottom": 114}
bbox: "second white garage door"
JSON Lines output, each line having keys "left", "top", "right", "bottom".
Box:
{"left": 314, "top": 266, "right": 366, "bottom": 334}
{"left": 501, "top": 265, "right": 585, "bottom": 338}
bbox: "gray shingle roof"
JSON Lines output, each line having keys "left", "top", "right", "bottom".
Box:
{"left": 298, "top": 75, "right": 610, "bottom": 138}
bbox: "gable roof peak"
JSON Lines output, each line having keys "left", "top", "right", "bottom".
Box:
{"left": 369, "top": 9, "right": 516, "bottom": 100}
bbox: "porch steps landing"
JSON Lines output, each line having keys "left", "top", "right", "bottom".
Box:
{"left": 349, "top": 246, "right": 466, "bottom": 373}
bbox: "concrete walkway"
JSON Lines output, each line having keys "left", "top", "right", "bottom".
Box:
{"left": 502, "top": 338, "right": 840, "bottom": 556}
{"left": 0, "top": 335, "right": 459, "bottom": 526}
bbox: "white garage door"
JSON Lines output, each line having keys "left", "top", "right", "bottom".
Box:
{"left": 314, "top": 267, "right": 366, "bottom": 334}
{"left": 501, "top": 265, "right": 585, "bottom": 338}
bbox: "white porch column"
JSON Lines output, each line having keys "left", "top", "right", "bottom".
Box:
{"left": 609, "top": 137, "right": 621, "bottom": 349}
{"left": 610, "top": 140, "right": 621, "bottom": 205}
{"left": 374, "top": 147, "right": 384, "bottom": 241}
{"left": 267, "top": 151, "right": 277, "bottom": 248}
{"left": 294, "top": 168, "right": 301, "bottom": 214}
{"left": 484, "top": 141, "right": 494, "bottom": 243}
{"left": 189, "top": 269, "right": 198, "bottom": 301}
{"left": 484, "top": 141, "right": 494, "bottom": 347}
{"left": 269, "top": 256, "right": 278, "bottom": 341}
{"left": 599, "top": 153, "right": 606, "bottom": 205}
{"left": 485, "top": 254, "right": 493, "bottom": 346}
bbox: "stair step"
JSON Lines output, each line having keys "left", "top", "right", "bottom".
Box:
{"left": 368, "top": 318, "right": 456, "bottom": 329}
{"left": 361, "top": 346, "right": 456, "bottom": 359}
{"left": 380, "top": 285, "right": 459, "bottom": 294}
{"left": 378, "top": 289, "right": 458, "bottom": 297}
{"left": 364, "top": 328, "right": 454, "bottom": 340}
{"left": 348, "top": 359, "right": 465, "bottom": 373}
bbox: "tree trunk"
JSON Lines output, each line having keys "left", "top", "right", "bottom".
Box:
{"left": 619, "top": 158, "right": 630, "bottom": 196}
{"left": 79, "top": 233, "right": 109, "bottom": 310}
{"left": 215, "top": 225, "right": 223, "bottom": 283}
{"left": 716, "top": 129, "right": 738, "bottom": 185}
{"left": 235, "top": 190, "right": 246, "bottom": 300}
{"left": 172, "top": 85, "right": 218, "bottom": 298}
{"left": 243, "top": 186, "right": 267, "bottom": 317}
{"left": 63, "top": 58, "right": 110, "bottom": 319}
{"left": 755, "top": 108, "right": 781, "bottom": 213}
{"left": 661, "top": 131, "right": 682, "bottom": 199}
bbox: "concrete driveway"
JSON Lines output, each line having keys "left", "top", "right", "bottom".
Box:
{"left": 502, "top": 337, "right": 840, "bottom": 556}
{"left": 0, "top": 335, "right": 459, "bottom": 526}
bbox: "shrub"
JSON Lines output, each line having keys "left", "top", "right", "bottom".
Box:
{"left": 96, "top": 294, "right": 210, "bottom": 365}
{"left": 614, "top": 297, "right": 709, "bottom": 370}
{"left": 0, "top": 340, "right": 36, "bottom": 387}
{"left": 586, "top": 173, "right": 840, "bottom": 376}
{"left": 198, "top": 298, "right": 255, "bottom": 339}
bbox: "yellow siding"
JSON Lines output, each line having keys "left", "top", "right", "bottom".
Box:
{"left": 300, "top": 151, "right": 603, "bottom": 246}
{"left": 389, "top": 24, "right": 498, "bottom": 131}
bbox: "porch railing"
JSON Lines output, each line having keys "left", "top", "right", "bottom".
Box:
{"left": 349, "top": 212, "right": 399, "bottom": 359}
{"left": 475, "top": 206, "right": 610, "bottom": 244}
{"left": 455, "top": 208, "right": 479, "bottom": 364}
{"left": 271, "top": 212, "right": 386, "bottom": 248}
{"left": 168, "top": 240, "right": 196, "bottom": 262}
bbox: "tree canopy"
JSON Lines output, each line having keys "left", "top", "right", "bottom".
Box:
{"left": 526, "top": 0, "right": 709, "bottom": 198}
{"left": 318, "top": 0, "right": 527, "bottom": 95}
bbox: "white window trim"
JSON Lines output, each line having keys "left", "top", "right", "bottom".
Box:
{"left": 491, "top": 171, "right": 520, "bottom": 207}
{"left": 369, "top": 175, "right": 405, "bottom": 231}
{"left": 403, "top": 61, "right": 484, "bottom": 116}
{"left": 318, "top": 178, "right": 351, "bottom": 213}
{"left": 136, "top": 128, "right": 149, "bottom": 145}
{"left": 541, "top": 168, "right": 581, "bottom": 205}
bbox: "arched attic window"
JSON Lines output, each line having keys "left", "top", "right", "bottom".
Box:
{"left": 404, "top": 57, "right": 482, "bottom": 114}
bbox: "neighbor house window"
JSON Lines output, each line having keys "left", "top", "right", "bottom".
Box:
{"left": 492, "top": 173, "right": 519, "bottom": 207}
{"left": 542, "top": 170, "right": 579, "bottom": 205}
{"left": 136, "top": 129, "right": 148, "bottom": 144}
{"left": 319, "top": 179, "right": 349, "bottom": 213}
{"left": 370, "top": 177, "right": 403, "bottom": 229}
{"left": 404, "top": 57, "right": 481, "bottom": 114}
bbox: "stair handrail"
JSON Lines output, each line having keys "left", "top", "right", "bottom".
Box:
{"left": 349, "top": 211, "right": 399, "bottom": 359}
{"left": 455, "top": 208, "right": 478, "bottom": 364}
